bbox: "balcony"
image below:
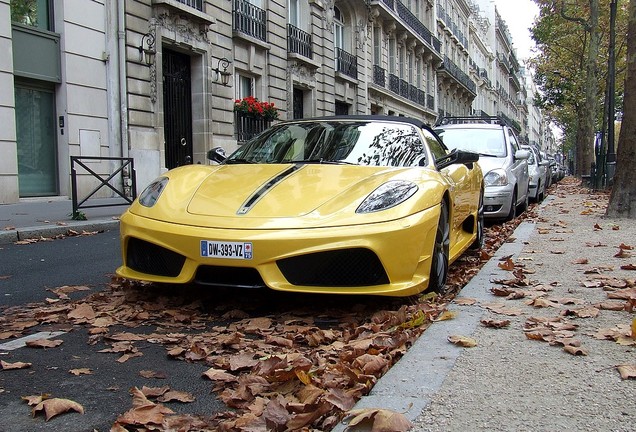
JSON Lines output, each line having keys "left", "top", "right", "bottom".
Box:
{"left": 287, "top": 24, "right": 312, "bottom": 59}
{"left": 151, "top": 0, "right": 213, "bottom": 28}
{"left": 373, "top": 65, "right": 386, "bottom": 87}
{"left": 233, "top": 0, "right": 266, "bottom": 42}
{"left": 372, "top": 0, "right": 441, "bottom": 56}
{"left": 335, "top": 48, "right": 358, "bottom": 80}
{"left": 235, "top": 112, "right": 271, "bottom": 143}
{"left": 438, "top": 56, "right": 477, "bottom": 96}
{"left": 371, "top": 66, "right": 431, "bottom": 111}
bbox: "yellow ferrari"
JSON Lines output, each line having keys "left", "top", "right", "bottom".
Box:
{"left": 116, "top": 116, "right": 483, "bottom": 296}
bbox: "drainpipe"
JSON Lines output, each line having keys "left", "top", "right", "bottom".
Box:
{"left": 118, "top": 0, "right": 129, "bottom": 159}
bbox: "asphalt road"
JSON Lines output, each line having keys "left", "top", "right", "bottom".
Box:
{"left": 1, "top": 231, "right": 121, "bottom": 307}
{"left": 0, "top": 231, "right": 226, "bottom": 431}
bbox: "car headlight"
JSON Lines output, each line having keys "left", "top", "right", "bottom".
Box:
{"left": 483, "top": 169, "right": 508, "bottom": 187}
{"left": 356, "top": 181, "right": 418, "bottom": 213}
{"left": 139, "top": 177, "right": 168, "bottom": 207}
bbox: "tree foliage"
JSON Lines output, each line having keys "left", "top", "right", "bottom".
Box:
{"left": 529, "top": 0, "right": 628, "bottom": 175}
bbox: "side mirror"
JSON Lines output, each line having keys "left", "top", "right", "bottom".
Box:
{"left": 515, "top": 149, "right": 530, "bottom": 160}
{"left": 437, "top": 149, "right": 479, "bottom": 170}
{"left": 207, "top": 146, "right": 227, "bottom": 163}
{"left": 539, "top": 160, "right": 550, "bottom": 167}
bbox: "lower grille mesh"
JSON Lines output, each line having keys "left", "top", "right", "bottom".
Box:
{"left": 126, "top": 237, "right": 185, "bottom": 277}
{"left": 277, "top": 248, "right": 389, "bottom": 287}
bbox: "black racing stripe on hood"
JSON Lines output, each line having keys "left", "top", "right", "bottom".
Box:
{"left": 237, "top": 165, "right": 302, "bottom": 215}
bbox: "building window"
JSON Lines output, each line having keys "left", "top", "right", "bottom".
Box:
{"left": 10, "top": 0, "right": 52, "bottom": 30}
{"left": 335, "top": 101, "right": 349, "bottom": 116}
{"left": 373, "top": 27, "right": 381, "bottom": 66}
{"left": 289, "top": 0, "right": 299, "bottom": 26}
{"left": 388, "top": 38, "right": 396, "bottom": 74}
{"left": 236, "top": 74, "right": 254, "bottom": 100}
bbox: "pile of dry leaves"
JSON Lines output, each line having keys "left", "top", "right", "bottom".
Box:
{"left": 0, "top": 202, "right": 529, "bottom": 431}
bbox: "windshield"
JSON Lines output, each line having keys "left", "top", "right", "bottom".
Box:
{"left": 226, "top": 121, "right": 429, "bottom": 167}
{"left": 435, "top": 128, "right": 507, "bottom": 158}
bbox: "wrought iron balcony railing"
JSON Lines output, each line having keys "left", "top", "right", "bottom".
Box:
{"left": 287, "top": 24, "right": 312, "bottom": 59}
{"left": 175, "top": 0, "right": 202, "bottom": 11}
{"left": 233, "top": 0, "right": 266, "bottom": 42}
{"left": 373, "top": 65, "right": 386, "bottom": 87}
{"left": 335, "top": 48, "right": 358, "bottom": 79}
{"left": 235, "top": 112, "right": 271, "bottom": 143}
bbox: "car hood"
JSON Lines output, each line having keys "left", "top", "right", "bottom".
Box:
{"left": 476, "top": 156, "right": 508, "bottom": 175}
{"left": 129, "top": 164, "right": 445, "bottom": 229}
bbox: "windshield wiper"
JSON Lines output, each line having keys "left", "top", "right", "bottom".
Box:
{"left": 477, "top": 152, "right": 499, "bottom": 157}
{"left": 296, "top": 159, "right": 356, "bottom": 165}
{"left": 224, "top": 158, "right": 255, "bottom": 164}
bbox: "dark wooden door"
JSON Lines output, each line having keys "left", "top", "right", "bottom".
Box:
{"left": 163, "top": 49, "right": 192, "bottom": 169}
{"left": 293, "top": 88, "right": 304, "bottom": 119}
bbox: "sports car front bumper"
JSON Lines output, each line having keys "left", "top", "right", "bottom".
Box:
{"left": 116, "top": 205, "right": 440, "bottom": 297}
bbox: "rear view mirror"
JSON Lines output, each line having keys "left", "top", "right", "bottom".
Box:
{"left": 207, "top": 147, "right": 227, "bottom": 163}
{"left": 437, "top": 149, "right": 479, "bottom": 170}
{"left": 515, "top": 149, "right": 530, "bottom": 160}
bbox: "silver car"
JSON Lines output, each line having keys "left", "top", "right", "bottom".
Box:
{"left": 522, "top": 144, "right": 549, "bottom": 202}
{"left": 435, "top": 117, "right": 530, "bottom": 221}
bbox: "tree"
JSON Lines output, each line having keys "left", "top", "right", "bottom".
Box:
{"left": 531, "top": 0, "right": 628, "bottom": 176}
{"left": 606, "top": 0, "right": 636, "bottom": 218}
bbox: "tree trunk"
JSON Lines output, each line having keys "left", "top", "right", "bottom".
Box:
{"left": 578, "top": 0, "right": 601, "bottom": 177}
{"left": 607, "top": 0, "right": 636, "bottom": 218}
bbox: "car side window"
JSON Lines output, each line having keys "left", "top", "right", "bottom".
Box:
{"left": 422, "top": 128, "right": 447, "bottom": 161}
{"left": 507, "top": 129, "right": 519, "bottom": 152}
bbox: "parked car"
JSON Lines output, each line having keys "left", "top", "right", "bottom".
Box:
{"left": 117, "top": 115, "right": 484, "bottom": 297}
{"left": 522, "top": 144, "right": 549, "bottom": 202}
{"left": 546, "top": 154, "right": 560, "bottom": 184}
{"left": 435, "top": 116, "right": 530, "bottom": 221}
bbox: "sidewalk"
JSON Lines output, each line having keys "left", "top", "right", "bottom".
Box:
{"left": 0, "top": 196, "right": 128, "bottom": 244}
{"left": 338, "top": 178, "right": 636, "bottom": 432}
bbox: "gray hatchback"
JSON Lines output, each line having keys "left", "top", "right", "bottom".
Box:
{"left": 435, "top": 117, "right": 530, "bottom": 221}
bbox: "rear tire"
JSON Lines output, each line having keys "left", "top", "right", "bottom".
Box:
{"left": 429, "top": 201, "right": 450, "bottom": 293}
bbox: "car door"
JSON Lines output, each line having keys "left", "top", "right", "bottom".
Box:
{"left": 507, "top": 129, "right": 529, "bottom": 204}
{"left": 425, "top": 129, "right": 474, "bottom": 246}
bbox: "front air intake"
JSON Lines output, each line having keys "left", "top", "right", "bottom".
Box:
{"left": 277, "top": 248, "right": 389, "bottom": 287}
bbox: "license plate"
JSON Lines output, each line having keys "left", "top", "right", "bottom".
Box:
{"left": 200, "top": 240, "right": 253, "bottom": 259}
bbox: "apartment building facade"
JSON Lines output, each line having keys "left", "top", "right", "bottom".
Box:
{"left": 1, "top": 0, "right": 546, "bottom": 204}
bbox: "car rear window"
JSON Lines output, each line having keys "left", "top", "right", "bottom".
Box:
{"left": 435, "top": 128, "right": 507, "bottom": 158}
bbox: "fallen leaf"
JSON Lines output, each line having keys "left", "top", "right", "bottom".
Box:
{"left": 620, "top": 264, "right": 636, "bottom": 271}
{"left": 69, "top": 368, "right": 92, "bottom": 376}
{"left": 344, "top": 408, "right": 413, "bottom": 432}
{"left": 433, "top": 310, "right": 457, "bottom": 321}
{"left": 157, "top": 390, "right": 195, "bottom": 403}
{"left": 32, "top": 398, "right": 85, "bottom": 420}
{"left": 572, "top": 258, "right": 589, "bottom": 265}
{"left": 617, "top": 364, "right": 636, "bottom": 380}
{"left": 453, "top": 297, "right": 477, "bottom": 305}
{"left": 614, "top": 249, "right": 632, "bottom": 259}
{"left": 480, "top": 318, "right": 511, "bottom": 329}
{"left": 563, "top": 345, "right": 588, "bottom": 356}
{"left": 1, "top": 360, "right": 32, "bottom": 370}
{"left": 448, "top": 335, "right": 477, "bottom": 347}
{"left": 498, "top": 258, "right": 515, "bottom": 271}
{"left": 139, "top": 370, "right": 167, "bottom": 379}
{"left": 25, "top": 339, "right": 64, "bottom": 349}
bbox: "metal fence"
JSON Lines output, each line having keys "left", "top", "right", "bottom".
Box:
{"left": 70, "top": 156, "right": 137, "bottom": 216}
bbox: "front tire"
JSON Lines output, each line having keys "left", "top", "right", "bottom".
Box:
{"left": 505, "top": 190, "right": 517, "bottom": 221}
{"left": 429, "top": 201, "right": 450, "bottom": 293}
{"left": 470, "top": 191, "right": 484, "bottom": 250}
